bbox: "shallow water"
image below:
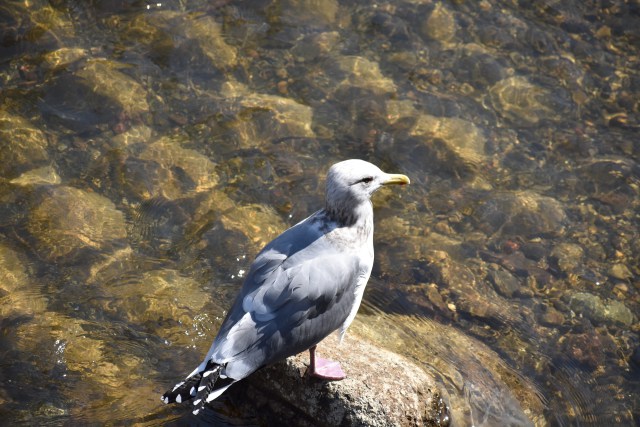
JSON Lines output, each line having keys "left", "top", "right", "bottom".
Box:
{"left": 0, "top": 0, "right": 638, "bottom": 425}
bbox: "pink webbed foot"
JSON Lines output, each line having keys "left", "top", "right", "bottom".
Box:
{"left": 307, "top": 345, "right": 346, "bottom": 380}
{"left": 311, "top": 356, "right": 346, "bottom": 380}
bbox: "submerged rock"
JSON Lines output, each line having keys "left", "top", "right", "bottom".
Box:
{"left": 213, "top": 85, "right": 316, "bottom": 148}
{"left": 42, "top": 47, "right": 88, "bottom": 71}
{"left": 107, "top": 133, "right": 218, "bottom": 202}
{"left": 195, "top": 191, "right": 288, "bottom": 254}
{"left": 0, "top": 243, "right": 29, "bottom": 293}
{"left": 110, "top": 125, "right": 153, "bottom": 149}
{"left": 105, "top": 269, "right": 217, "bottom": 340}
{"left": 351, "top": 313, "right": 543, "bottom": 426}
{"left": 537, "top": 303, "right": 566, "bottom": 326}
{"left": 474, "top": 190, "right": 567, "bottom": 237}
{"left": 335, "top": 56, "right": 396, "bottom": 95}
{"left": 607, "top": 263, "right": 632, "bottom": 281}
{"left": 561, "top": 329, "right": 617, "bottom": 370}
{"left": 411, "top": 114, "right": 487, "bottom": 176}
{"left": 569, "top": 292, "right": 636, "bottom": 326}
{"left": 74, "top": 59, "right": 150, "bottom": 116}
{"left": 550, "top": 242, "right": 584, "bottom": 275}
{"left": 137, "top": 137, "right": 219, "bottom": 198}
{"left": 237, "top": 93, "right": 316, "bottom": 142}
{"left": 576, "top": 157, "right": 639, "bottom": 194}
{"left": 423, "top": 249, "right": 527, "bottom": 326}
{"left": 422, "top": 3, "right": 458, "bottom": 43}
{"left": 291, "top": 31, "right": 341, "bottom": 62}
{"left": 452, "top": 51, "right": 508, "bottom": 90}
{"left": 0, "top": 110, "right": 50, "bottom": 179}
{"left": 0, "top": 243, "right": 47, "bottom": 318}
{"left": 125, "top": 10, "right": 237, "bottom": 73}
{"left": 41, "top": 59, "right": 149, "bottom": 132}
{"left": 179, "top": 14, "right": 238, "bottom": 69}
{"left": 27, "top": 186, "right": 128, "bottom": 264}
{"left": 489, "top": 76, "right": 572, "bottom": 127}
{"left": 9, "top": 166, "right": 61, "bottom": 187}
{"left": 488, "top": 268, "right": 523, "bottom": 298}
{"left": 123, "top": 10, "right": 178, "bottom": 63}
{"left": 280, "top": 0, "right": 339, "bottom": 26}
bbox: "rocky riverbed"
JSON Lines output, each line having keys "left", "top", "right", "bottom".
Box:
{"left": 0, "top": 0, "right": 638, "bottom": 425}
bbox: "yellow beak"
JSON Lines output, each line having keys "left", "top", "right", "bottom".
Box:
{"left": 382, "top": 174, "right": 410, "bottom": 186}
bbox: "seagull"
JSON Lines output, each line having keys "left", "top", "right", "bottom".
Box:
{"left": 161, "top": 159, "right": 410, "bottom": 415}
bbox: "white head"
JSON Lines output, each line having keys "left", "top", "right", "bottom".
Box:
{"left": 325, "top": 159, "right": 409, "bottom": 224}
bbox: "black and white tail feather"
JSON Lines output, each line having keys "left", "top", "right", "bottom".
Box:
{"left": 161, "top": 360, "right": 235, "bottom": 415}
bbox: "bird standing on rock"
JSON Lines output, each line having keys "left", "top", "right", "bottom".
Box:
{"left": 161, "top": 159, "right": 410, "bottom": 415}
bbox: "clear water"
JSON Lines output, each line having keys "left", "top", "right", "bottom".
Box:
{"left": 0, "top": 0, "right": 638, "bottom": 425}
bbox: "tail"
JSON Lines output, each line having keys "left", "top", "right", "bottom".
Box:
{"left": 161, "top": 360, "right": 236, "bottom": 415}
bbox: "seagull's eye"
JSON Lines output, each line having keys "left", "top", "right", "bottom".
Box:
{"left": 360, "top": 177, "right": 374, "bottom": 184}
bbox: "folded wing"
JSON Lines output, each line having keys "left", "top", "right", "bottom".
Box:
{"left": 207, "top": 216, "right": 364, "bottom": 379}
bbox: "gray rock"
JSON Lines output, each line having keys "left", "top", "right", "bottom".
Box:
{"left": 352, "top": 314, "right": 542, "bottom": 426}
{"left": 488, "top": 268, "right": 522, "bottom": 298}
{"left": 237, "top": 334, "right": 446, "bottom": 426}
{"left": 550, "top": 243, "right": 584, "bottom": 274}
{"left": 569, "top": 292, "right": 636, "bottom": 326}
{"left": 605, "top": 299, "right": 636, "bottom": 326}
{"left": 537, "top": 303, "right": 565, "bottom": 326}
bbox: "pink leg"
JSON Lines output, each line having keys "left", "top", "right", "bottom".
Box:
{"left": 307, "top": 345, "right": 346, "bottom": 380}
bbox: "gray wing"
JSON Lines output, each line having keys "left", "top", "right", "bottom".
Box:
{"left": 206, "top": 214, "right": 364, "bottom": 379}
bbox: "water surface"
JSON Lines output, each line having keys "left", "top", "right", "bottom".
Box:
{"left": 0, "top": 0, "right": 638, "bottom": 425}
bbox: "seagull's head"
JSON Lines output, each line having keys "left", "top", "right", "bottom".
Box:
{"left": 325, "top": 159, "right": 410, "bottom": 224}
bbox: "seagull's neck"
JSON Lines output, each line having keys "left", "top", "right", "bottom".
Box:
{"left": 319, "top": 200, "right": 374, "bottom": 251}
{"left": 325, "top": 199, "right": 374, "bottom": 230}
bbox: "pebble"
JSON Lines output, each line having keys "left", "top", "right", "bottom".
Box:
{"left": 608, "top": 263, "right": 632, "bottom": 280}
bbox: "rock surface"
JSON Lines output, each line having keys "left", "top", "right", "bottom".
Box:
{"left": 569, "top": 292, "right": 636, "bottom": 326}
{"left": 474, "top": 190, "right": 567, "bottom": 237}
{"left": 232, "top": 334, "right": 447, "bottom": 426}
{"left": 27, "top": 186, "right": 128, "bottom": 263}
{"left": 0, "top": 110, "right": 50, "bottom": 179}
